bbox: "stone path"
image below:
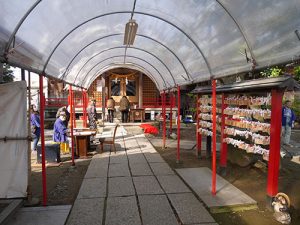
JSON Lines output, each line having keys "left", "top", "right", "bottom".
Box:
{"left": 66, "top": 126, "right": 218, "bottom": 225}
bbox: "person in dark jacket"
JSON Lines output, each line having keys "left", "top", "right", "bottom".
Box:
{"left": 30, "top": 108, "right": 40, "bottom": 152}
{"left": 107, "top": 97, "right": 115, "bottom": 123}
{"left": 87, "top": 99, "right": 98, "bottom": 129}
{"left": 52, "top": 113, "right": 67, "bottom": 162}
{"left": 282, "top": 100, "right": 296, "bottom": 147}
{"left": 119, "top": 96, "right": 130, "bottom": 123}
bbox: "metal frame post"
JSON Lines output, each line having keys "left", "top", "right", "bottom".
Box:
{"left": 73, "top": 90, "right": 76, "bottom": 128}
{"left": 176, "top": 86, "right": 181, "bottom": 163}
{"left": 196, "top": 94, "right": 202, "bottom": 158}
{"left": 69, "top": 86, "right": 75, "bottom": 166}
{"left": 212, "top": 79, "right": 217, "bottom": 195}
{"left": 219, "top": 93, "right": 228, "bottom": 172}
{"left": 162, "top": 90, "right": 166, "bottom": 149}
{"left": 39, "top": 74, "right": 47, "bottom": 206}
{"left": 267, "top": 89, "right": 283, "bottom": 198}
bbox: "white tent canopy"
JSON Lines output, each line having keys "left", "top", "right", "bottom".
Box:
{"left": 1, "top": 0, "right": 300, "bottom": 90}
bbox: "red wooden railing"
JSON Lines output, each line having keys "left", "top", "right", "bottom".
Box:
{"left": 45, "top": 96, "right": 176, "bottom": 108}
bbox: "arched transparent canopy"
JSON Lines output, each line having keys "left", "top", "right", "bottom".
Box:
{"left": 0, "top": 0, "right": 299, "bottom": 90}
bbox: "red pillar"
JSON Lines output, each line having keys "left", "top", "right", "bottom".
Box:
{"left": 196, "top": 94, "right": 202, "bottom": 158}
{"left": 69, "top": 86, "right": 75, "bottom": 166}
{"left": 219, "top": 93, "right": 228, "bottom": 168}
{"left": 39, "top": 74, "right": 47, "bottom": 206}
{"left": 81, "top": 89, "right": 84, "bottom": 127}
{"left": 211, "top": 80, "right": 217, "bottom": 195}
{"left": 73, "top": 90, "right": 76, "bottom": 128}
{"left": 162, "top": 90, "right": 166, "bottom": 149}
{"left": 267, "top": 89, "right": 283, "bottom": 197}
{"left": 170, "top": 93, "right": 173, "bottom": 132}
{"left": 177, "top": 86, "right": 181, "bottom": 163}
{"left": 83, "top": 91, "right": 87, "bottom": 128}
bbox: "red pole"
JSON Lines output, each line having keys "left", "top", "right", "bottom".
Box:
{"left": 73, "top": 90, "right": 76, "bottom": 128}
{"left": 81, "top": 89, "right": 84, "bottom": 127}
{"left": 69, "top": 86, "right": 75, "bottom": 166}
{"left": 176, "top": 86, "right": 181, "bottom": 163}
{"left": 39, "top": 74, "right": 47, "bottom": 206}
{"left": 83, "top": 91, "right": 87, "bottom": 128}
{"left": 170, "top": 93, "right": 173, "bottom": 132}
{"left": 196, "top": 94, "right": 202, "bottom": 158}
{"left": 267, "top": 89, "right": 283, "bottom": 197}
{"left": 219, "top": 93, "right": 228, "bottom": 169}
{"left": 212, "top": 79, "right": 217, "bottom": 195}
{"left": 162, "top": 90, "right": 166, "bottom": 149}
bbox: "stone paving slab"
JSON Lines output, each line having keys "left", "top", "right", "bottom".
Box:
{"left": 66, "top": 198, "right": 104, "bottom": 225}
{"left": 109, "top": 154, "right": 128, "bottom": 164}
{"left": 105, "top": 196, "right": 141, "bottom": 225}
{"left": 168, "top": 193, "right": 216, "bottom": 224}
{"left": 93, "top": 152, "right": 110, "bottom": 159}
{"left": 128, "top": 153, "right": 148, "bottom": 164}
{"left": 138, "top": 195, "right": 179, "bottom": 225}
{"left": 140, "top": 147, "right": 157, "bottom": 153}
{"left": 84, "top": 160, "right": 108, "bottom": 178}
{"left": 144, "top": 153, "right": 165, "bottom": 162}
{"left": 126, "top": 149, "right": 143, "bottom": 155}
{"left": 108, "top": 177, "right": 135, "bottom": 197}
{"left": 133, "top": 176, "right": 164, "bottom": 195}
{"left": 130, "top": 163, "right": 153, "bottom": 176}
{"left": 149, "top": 162, "right": 175, "bottom": 175}
{"left": 176, "top": 167, "right": 257, "bottom": 213}
{"left": 7, "top": 205, "right": 71, "bottom": 225}
{"left": 77, "top": 178, "right": 107, "bottom": 199}
{"left": 156, "top": 175, "right": 191, "bottom": 193}
{"left": 108, "top": 163, "right": 131, "bottom": 177}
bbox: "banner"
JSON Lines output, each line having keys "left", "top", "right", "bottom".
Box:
{"left": 0, "top": 81, "right": 28, "bottom": 198}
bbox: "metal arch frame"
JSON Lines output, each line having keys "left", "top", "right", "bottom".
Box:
{"left": 3, "top": 3, "right": 256, "bottom": 79}
{"left": 41, "top": 11, "right": 211, "bottom": 78}
{"left": 61, "top": 33, "right": 188, "bottom": 83}
{"left": 85, "top": 63, "right": 160, "bottom": 90}
{"left": 80, "top": 55, "right": 168, "bottom": 88}
{"left": 4, "top": 0, "right": 42, "bottom": 56}
{"left": 216, "top": 0, "right": 255, "bottom": 62}
{"left": 71, "top": 46, "right": 175, "bottom": 85}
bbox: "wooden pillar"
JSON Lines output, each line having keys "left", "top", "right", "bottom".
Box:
{"left": 39, "top": 74, "right": 47, "bottom": 206}
{"left": 267, "top": 89, "right": 283, "bottom": 199}
{"left": 211, "top": 80, "right": 217, "bottom": 195}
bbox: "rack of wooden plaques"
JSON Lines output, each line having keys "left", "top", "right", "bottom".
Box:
{"left": 223, "top": 94, "right": 271, "bottom": 161}
{"left": 192, "top": 76, "right": 300, "bottom": 202}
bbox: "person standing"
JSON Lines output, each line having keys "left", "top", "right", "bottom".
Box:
{"left": 87, "top": 99, "right": 98, "bottom": 130}
{"left": 282, "top": 100, "right": 296, "bottom": 147}
{"left": 107, "top": 97, "right": 115, "bottom": 123}
{"left": 30, "top": 108, "right": 40, "bottom": 152}
{"left": 52, "top": 113, "right": 67, "bottom": 163}
{"left": 119, "top": 96, "right": 130, "bottom": 123}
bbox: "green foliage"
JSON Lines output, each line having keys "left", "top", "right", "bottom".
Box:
{"left": 294, "top": 66, "right": 300, "bottom": 82}
{"left": 260, "top": 66, "right": 282, "bottom": 78}
{"left": 1, "top": 64, "right": 14, "bottom": 83}
{"left": 292, "top": 98, "right": 300, "bottom": 122}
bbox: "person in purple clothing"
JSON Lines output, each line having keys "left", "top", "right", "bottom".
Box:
{"left": 52, "top": 112, "right": 67, "bottom": 162}
{"left": 30, "top": 108, "right": 40, "bottom": 152}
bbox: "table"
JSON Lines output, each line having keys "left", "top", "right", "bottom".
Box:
{"left": 73, "top": 131, "right": 96, "bottom": 158}
{"left": 130, "top": 108, "right": 145, "bottom": 122}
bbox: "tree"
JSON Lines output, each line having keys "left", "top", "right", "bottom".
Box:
{"left": 0, "top": 63, "right": 14, "bottom": 83}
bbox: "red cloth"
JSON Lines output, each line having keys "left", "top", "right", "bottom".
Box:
{"left": 140, "top": 124, "right": 159, "bottom": 135}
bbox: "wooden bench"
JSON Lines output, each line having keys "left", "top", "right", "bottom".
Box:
{"left": 98, "top": 124, "right": 119, "bottom": 153}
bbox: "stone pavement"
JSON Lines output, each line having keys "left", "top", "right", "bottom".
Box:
{"left": 66, "top": 125, "right": 218, "bottom": 225}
